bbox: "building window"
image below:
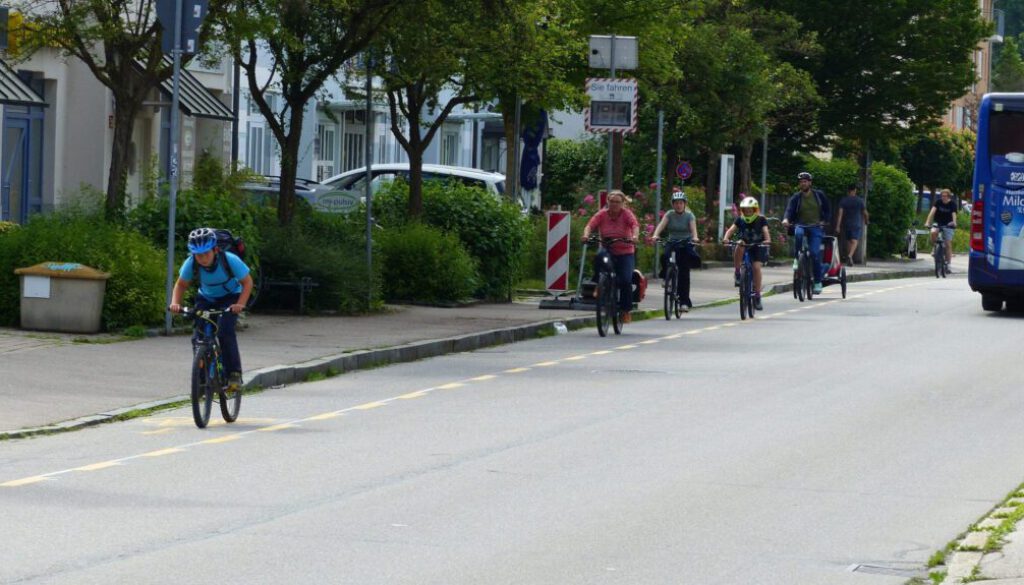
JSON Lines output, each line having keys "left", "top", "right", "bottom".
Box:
{"left": 441, "top": 128, "right": 460, "bottom": 166}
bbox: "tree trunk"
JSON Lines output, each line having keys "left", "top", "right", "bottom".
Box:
{"left": 276, "top": 104, "right": 307, "bottom": 226}
{"left": 406, "top": 112, "right": 425, "bottom": 218}
{"left": 106, "top": 95, "right": 141, "bottom": 221}
{"left": 613, "top": 133, "right": 623, "bottom": 190}
{"left": 738, "top": 142, "right": 754, "bottom": 198}
{"left": 502, "top": 109, "right": 517, "bottom": 201}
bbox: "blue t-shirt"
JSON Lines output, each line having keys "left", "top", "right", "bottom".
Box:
{"left": 179, "top": 252, "right": 250, "bottom": 300}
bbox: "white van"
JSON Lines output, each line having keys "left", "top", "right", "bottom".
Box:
{"left": 322, "top": 164, "right": 525, "bottom": 211}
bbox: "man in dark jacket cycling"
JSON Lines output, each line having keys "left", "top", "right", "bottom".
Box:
{"left": 782, "top": 171, "right": 832, "bottom": 294}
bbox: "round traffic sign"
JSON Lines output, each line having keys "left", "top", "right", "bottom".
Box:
{"left": 676, "top": 161, "right": 693, "bottom": 180}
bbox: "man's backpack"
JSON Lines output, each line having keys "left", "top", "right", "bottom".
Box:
{"left": 213, "top": 229, "right": 246, "bottom": 280}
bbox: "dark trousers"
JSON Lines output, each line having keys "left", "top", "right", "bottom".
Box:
{"left": 594, "top": 250, "right": 635, "bottom": 312}
{"left": 194, "top": 293, "right": 242, "bottom": 375}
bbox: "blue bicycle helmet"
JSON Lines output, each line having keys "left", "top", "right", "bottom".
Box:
{"left": 187, "top": 227, "right": 217, "bottom": 254}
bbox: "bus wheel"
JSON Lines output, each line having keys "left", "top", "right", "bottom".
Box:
{"left": 982, "top": 294, "right": 1004, "bottom": 312}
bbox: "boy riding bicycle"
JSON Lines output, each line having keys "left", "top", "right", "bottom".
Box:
{"left": 168, "top": 227, "right": 253, "bottom": 391}
{"left": 722, "top": 197, "right": 771, "bottom": 310}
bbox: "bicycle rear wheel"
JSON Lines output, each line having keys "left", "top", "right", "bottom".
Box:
{"left": 934, "top": 246, "right": 942, "bottom": 278}
{"left": 663, "top": 266, "right": 677, "bottom": 321}
{"left": 611, "top": 280, "right": 623, "bottom": 335}
{"left": 596, "top": 272, "right": 613, "bottom": 337}
{"left": 191, "top": 348, "right": 213, "bottom": 428}
{"left": 739, "top": 265, "right": 750, "bottom": 320}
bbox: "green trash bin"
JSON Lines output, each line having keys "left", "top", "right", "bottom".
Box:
{"left": 14, "top": 262, "right": 111, "bottom": 333}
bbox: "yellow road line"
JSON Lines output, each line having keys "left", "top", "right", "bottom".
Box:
{"left": 437, "top": 382, "right": 464, "bottom": 390}
{"left": 397, "top": 390, "right": 429, "bottom": 399}
{"left": 258, "top": 423, "right": 297, "bottom": 432}
{"left": 469, "top": 374, "right": 497, "bottom": 382}
{"left": 533, "top": 361, "right": 559, "bottom": 367}
{"left": 563, "top": 355, "right": 588, "bottom": 361}
{"left": 590, "top": 350, "right": 613, "bottom": 355}
{"left": 639, "top": 339, "right": 659, "bottom": 345}
{"left": 354, "top": 401, "right": 388, "bottom": 409}
{"left": 199, "top": 435, "right": 243, "bottom": 445}
{"left": 504, "top": 367, "right": 531, "bottom": 373}
{"left": 615, "top": 344, "right": 638, "bottom": 350}
{"left": 142, "top": 448, "right": 183, "bottom": 457}
{"left": 1, "top": 476, "right": 51, "bottom": 487}
{"left": 74, "top": 461, "right": 122, "bottom": 472}
{"left": 308, "top": 411, "right": 345, "bottom": 420}
{"left": 141, "top": 428, "right": 174, "bottom": 435}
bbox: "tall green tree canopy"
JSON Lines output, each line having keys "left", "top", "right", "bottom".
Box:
{"left": 763, "top": 0, "right": 990, "bottom": 147}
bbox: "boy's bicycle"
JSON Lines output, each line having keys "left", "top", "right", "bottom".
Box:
{"left": 181, "top": 307, "right": 242, "bottom": 428}
{"left": 727, "top": 241, "right": 770, "bottom": 320}
{"left": 657, "top": 238, "right": 698, "bottom": 320}
{"left": 585, "top": 236, "right": 633, "bottom": 337}
{"left": 931, "top": 223, "right": 951, "bottom": 278}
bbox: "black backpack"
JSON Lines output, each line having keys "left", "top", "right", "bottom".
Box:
{"left": 213, "top": 229, "right": 246, "bottom": 280}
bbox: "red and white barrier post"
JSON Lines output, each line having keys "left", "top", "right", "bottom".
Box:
{"left": 545, "top": 210, "right": 571, "bottom": 294}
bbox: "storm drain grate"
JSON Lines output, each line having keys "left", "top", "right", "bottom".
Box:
{"left": 848, "top": 563, "right": 928, "bottom": 578}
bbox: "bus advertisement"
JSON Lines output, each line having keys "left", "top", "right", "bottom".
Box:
{"left": 969, "top": 93, "right": 1024, "bottom": 311}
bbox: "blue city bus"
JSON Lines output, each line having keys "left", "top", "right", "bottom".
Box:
{"left": 968, "top": 93, "right": 1024, "bottom": 311}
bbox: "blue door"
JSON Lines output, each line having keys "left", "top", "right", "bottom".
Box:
{"left": 1, "top": 117, "right": 28, "bottom": 222}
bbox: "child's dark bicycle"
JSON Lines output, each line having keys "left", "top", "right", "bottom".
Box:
{"left": 657, "top": 237, "right": 698, "bottom": 320}
{"left": 181, "top": 307, "right": 242, "bottom": 428}
{"left": 728, "top": 242, "right": 770, "bottom": 320}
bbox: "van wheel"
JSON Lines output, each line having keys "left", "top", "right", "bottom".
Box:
{"left": 981, "top": 294, "right": 1004, "bottom": 312}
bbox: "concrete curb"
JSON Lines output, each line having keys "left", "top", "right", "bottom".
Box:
{"left": 0, "top": 268, "right": 935, "bottom": 441}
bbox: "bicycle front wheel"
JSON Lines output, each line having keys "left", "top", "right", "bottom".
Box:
{"left": 663, "top": 266, "right": 677, "bottom": 320}
{"left": 191, "top": 348, "right": 214, "bottom": 428}
{"left": 739, "top": 265, "right": 749, "bottom": 320}
{"left": 802, "top": 254, "right": 815, "bottom": 300}
{"left": 596, "top": 272, "right": 613, "bottom": 337}
{"left": 216, "top": 345, "right": 241, "bottom": 423}
{"left": 934, "top": 246, "right": 942, "bottom": 278}
{"left": 611, "top": 279, "right": 623, "bottom": 335}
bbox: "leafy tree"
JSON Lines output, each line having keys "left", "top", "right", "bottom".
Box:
{"left": 900, "top": 126, "right": 976, "bottom": 197}
{"left": 366, "top": 0, "right": 482, "bottom": 217}
{"left": 9, "top": 0, "right": 223, "bottom": 219}
{"left": 994, "top": 35, "right": 1024, "bottom": 91}
{"left": 212, "top": 0, "right": 402, "bottom": 225}
{"left": 763, "top": 0, "right": 990, "bottom": 163}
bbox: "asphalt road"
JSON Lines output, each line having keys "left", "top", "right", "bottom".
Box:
{"left": 3, "top": 276, "right": 1023, "bottom": 585}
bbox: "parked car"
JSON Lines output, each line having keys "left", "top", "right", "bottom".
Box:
{"left": 239, "top": 176, "right": 360, "bottom": 213}
{"left": 322, "top": 164, "right": 526, "bottom": 212}
{"left": 323, "top": 163, "right": 505, "bottom": 196}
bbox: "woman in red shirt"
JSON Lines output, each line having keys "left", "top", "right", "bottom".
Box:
{"left": 581, "top": 190, "right": 640, "bottom": 323}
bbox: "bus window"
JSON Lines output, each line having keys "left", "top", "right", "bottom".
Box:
{"left": 989, "top": 111, "right": 1024, "bottom": 158}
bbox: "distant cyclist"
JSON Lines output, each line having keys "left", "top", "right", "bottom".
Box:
{"left": 924, "top": 188, "right": 958, "bottom": 270}
{"left": 782, "top": 171, "right": 832, "bottom": 294}
{"left": 722, "top": 197, "right": 771, "bottom": 310}
{"left": 582, "top": 190, "right": 640, "bottom": 323}
{"left": 652, "top": 189, "right": 700, "bottom": 311}
{"left": 168, "top": 227, "right": 253, "bottom": 392}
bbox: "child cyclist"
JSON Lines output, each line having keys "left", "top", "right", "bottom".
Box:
{"left": 168, "top": 228, "right": 253, "bottom": 391}
{"left": 722, "top": 197, "right": 772, "bottom": 310}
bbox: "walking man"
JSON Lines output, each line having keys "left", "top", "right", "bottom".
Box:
{"left": 835, "top": 184, "right": 869, "bottom": 265}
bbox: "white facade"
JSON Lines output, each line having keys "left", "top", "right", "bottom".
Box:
{"left": 0, "top": 46, "right": 234, "bottom": 223}
{"left": 236, "top": 63, "right": 506, "bottom": 181}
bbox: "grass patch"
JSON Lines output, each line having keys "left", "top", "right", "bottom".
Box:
{"left": 303, "top": 367, "right": 341, "bottom": 383}
{"left": 926, "top": 550, "right": 946, "bottom": 568}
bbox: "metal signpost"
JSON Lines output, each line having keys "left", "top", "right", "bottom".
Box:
{"left": 588, "top": 35, "right": 637, "bottom": 192}
{"left": 718, "top": 154, "right": 735, "bottom": 241}
{"left": 156, "top": 0, "right": 207, "bottom": 334}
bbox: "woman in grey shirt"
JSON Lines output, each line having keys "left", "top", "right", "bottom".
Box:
{"left": 653, "top": 190, "right": 700, "bottom": 311}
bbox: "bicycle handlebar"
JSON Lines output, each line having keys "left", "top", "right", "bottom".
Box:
{"left": 585, "top": 235, "right": 636, "bottom": 245}
{"left": 724, "top": 241, "right": 770, "bottom": 248}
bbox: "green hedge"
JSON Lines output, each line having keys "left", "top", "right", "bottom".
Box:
{"left": 378, "top": 222, "right": 479, "bottom": 303}
{"left": 373, "top": 180, "right": 530, "bottom": 299}
{"left": 0, "top": 206, "right": 165, "bottom": 330}
{"left": 256, "top": 209, "right": 381, "bottom": 313}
